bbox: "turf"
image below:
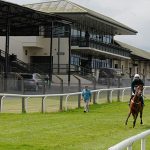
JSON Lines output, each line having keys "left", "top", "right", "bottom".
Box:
{"left": 0, "top": 100, "right": 150, "bottom": 150}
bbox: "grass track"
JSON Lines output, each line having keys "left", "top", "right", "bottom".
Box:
{"left": 0, "top": 100, "right": 150, "bottom": 150}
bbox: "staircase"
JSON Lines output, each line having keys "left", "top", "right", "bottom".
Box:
{"left": 0, "top": 49, "right": 43, "bottom": 74}
{"left": 71, "top": 65, "right": 96, "bottom": 81}
{"left": 0, "top": 49, "right": 96, "bottom": 83}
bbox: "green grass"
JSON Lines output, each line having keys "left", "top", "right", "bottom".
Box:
{"left": 0, "top": 100, "right": 150, "bottom": 150}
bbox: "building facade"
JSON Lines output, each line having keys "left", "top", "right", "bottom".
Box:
{"left": 0, "top": 0, "right": 150, "bottom": 81}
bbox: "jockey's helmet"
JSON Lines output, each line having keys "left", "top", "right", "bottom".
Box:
{"left": 134, "top": 74, "right": 140, "bottom": 79}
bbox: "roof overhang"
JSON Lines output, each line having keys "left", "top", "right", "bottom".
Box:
{"left": 131, "top": 54, "right": 150, "bottom": 62}
{"left": 55, "top": 12, "right": 137, "bottom": 35}
{"left": 115, "top": 41, "right": 150, "bottom": 61}
{"left": 0, "top": 0, "right": 71, "bottom": 36}
{"left": 24, "top": 1, "right": 137, "bottom": 36}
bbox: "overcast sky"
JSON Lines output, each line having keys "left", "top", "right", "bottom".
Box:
{"left": 5, "top": 0, "right": 150, "bottom": 52}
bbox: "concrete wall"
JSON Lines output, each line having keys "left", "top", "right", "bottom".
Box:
{"left": 0, "top": 36, "right": 69, "bottom": 65}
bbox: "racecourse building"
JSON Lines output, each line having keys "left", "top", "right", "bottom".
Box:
{"left": 0, "top": 0, "right": 150, "bottom": 82}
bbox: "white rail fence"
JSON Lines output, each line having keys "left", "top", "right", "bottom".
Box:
{"left": 108, "top": 130, "right": 150, "bottom": 150}
{"left": 0, "top": 86, "right": 150, "bottom": 113}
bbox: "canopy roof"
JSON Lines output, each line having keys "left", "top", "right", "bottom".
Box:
{"left": 0, "top": 0, "right": 70, "bottom": 36}
{"left": 116, "top": 41, "right": 150, "bottom": 61}
{"left": 24, "top": 0, "right": 137, "bottom": 35}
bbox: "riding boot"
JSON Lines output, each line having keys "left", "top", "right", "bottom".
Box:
{"left": 141, "top": 99, "right": 144, "bottom": 106}
{"left": 140, "top": 96, "right": 144, "bottom": 106}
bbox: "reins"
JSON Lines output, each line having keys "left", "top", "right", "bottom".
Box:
{"left": 131, "top": 99, "right": 141, "bottom": 105}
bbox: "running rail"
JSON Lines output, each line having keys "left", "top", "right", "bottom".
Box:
{"left": 108, "top": 130, "right": 150, "bottom": 150}
{"left": 0, "top": 86, "right": 149, "bottom": 112}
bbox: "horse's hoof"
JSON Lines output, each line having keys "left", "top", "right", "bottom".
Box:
{"left": 141, "top": 122, "right": 143, "bottom": 124}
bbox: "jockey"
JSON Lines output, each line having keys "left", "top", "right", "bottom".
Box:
{"left": 130, "top": 74, "right": 144, "bottom": 106}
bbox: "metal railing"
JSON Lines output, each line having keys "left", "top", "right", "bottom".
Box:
{"left": 71, "top": 37, "right": 130, "bottom": 57}
{"left": 108, "top": 130, "right": 150, "bottom": 150}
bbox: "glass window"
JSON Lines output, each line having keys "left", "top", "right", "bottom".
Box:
{"left": 71, "top": 54, "right": 80, "bottom": 66}
{"left": 71, "top": 28, "right": 80, "bottom": 37}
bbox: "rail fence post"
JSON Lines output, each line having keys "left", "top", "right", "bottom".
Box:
{"left": 42, "top": 96, "right": 47, "bottom": 113}
{"left": 41, "top": 80, "right": 46, "bottom": 113}
{"left": 141, "top": 138, "right": 146, "bottom": 150}
{"left": 21, "top": 75, "right": 26, "bottom": 113}
{"left": 54, "top": 74, "right": 63, "bottom": 111}
{"left": 0, "top": 96, "right": 2, "bottom": 112}
{"left": 127, "top": 145, "right": 132, "bottom": 150}
{"left": 121, "top": 88, "right": 126, "bottom": 102}
{"left": 96, "top": 90, "right": 102, "bottom": 103}
{"left": 60, "top": 79, "right": 63, "bottom": 111}
{"left": 107, "top": 78, "right": 110, "bottom": 103}
{"left": 92, "top": 77, "right": 96, "bottom": 104}
{"left": 73, "top": 75, "right": 81, "bottom": 108}
{"left": 110, "top": 90, "right": 113, "bottom": 103}
{"left": 117, "top": 77, "right": 121, "bottom": 102}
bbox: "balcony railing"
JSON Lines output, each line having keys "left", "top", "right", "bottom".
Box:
{"left": 71, "top": 37, "right": 130, "bottom": 58}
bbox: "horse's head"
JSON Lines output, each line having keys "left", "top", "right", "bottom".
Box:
{"left": 135, "top": 85, "right": 143, "bottom": 96}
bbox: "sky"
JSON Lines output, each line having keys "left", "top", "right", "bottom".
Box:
{"left": 4, "top": 0, "right": 150, "bottom": 52}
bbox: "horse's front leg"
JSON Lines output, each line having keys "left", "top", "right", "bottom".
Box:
{"left": 125, "top": 111, "right": 131, "bottom": 125}
{"left": 133, "top": 114, "right": 138, "bottom": 128}
{"left": 140, "top": 110, "right": 143, "bottom": 124}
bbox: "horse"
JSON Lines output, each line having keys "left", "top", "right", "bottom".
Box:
{"left": 125, "top": 85, "right": 144, "bottom": 128}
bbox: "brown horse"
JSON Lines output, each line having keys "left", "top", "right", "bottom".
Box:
{"left": 125, "top": 85, "right": 144, "bottom": 128}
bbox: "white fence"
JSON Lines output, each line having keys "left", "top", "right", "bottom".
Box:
{"left": 108, "top": 130, "right": 150, "bottom": 150}
{"left": 0, "top": 86, "right": 150, "bottom": 112}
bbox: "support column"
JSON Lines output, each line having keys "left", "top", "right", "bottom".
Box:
{"left": 49, "top": 21, "right": 53, "bottom": 87}
{"left": 5, "top": 18, "right": 10, "bottom": 75}
{"left": 68, "top": 25, "right": 71, "bottom": 86}
{"left": 57, "top": 35, "right": 60, "bottom": 74}
{"left": 4, "top": 17, "right": 10, "bottom": 92}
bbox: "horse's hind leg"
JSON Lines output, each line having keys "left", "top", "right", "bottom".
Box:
{"left": 125, "top": 112, "right": 131, "bottom": 125}
{"left": 133, "top": 119, "right": 136, "bottom": 128}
